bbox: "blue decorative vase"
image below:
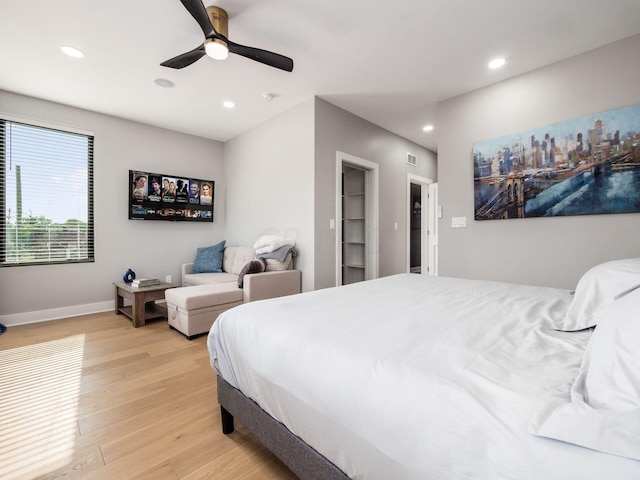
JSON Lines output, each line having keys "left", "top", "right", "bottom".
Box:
{"left": 123, "top": 269, "right": 136, "bottom": 283}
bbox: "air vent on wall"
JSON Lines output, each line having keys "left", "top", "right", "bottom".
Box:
{"left": 407, "top": 152, "right": 417, "bottom": 166}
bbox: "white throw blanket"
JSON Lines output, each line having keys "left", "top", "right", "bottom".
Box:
{"left": 253, "top": 235, "right": 295, "bottom": 255}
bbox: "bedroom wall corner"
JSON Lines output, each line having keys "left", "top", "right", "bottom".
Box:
{"left": 313, "top": 97, "right": 437, "bottom": 290}
{"left": 223, "top": 98, "right": 315, "bottom": 292}
{"left": 436, "top": 34, "right": 640, "bottom": 289}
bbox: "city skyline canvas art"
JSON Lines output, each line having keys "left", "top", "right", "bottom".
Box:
{"left": 473, "top": 103, "right": 640, "bottom": 220}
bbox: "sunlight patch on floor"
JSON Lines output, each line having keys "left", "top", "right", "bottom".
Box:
{"left": 0, "top": 334, "right": 85, "bottom": 480}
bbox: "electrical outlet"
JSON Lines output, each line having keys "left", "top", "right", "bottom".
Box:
{"left": 165, "top": 275, "right": 172, "bottom": 283}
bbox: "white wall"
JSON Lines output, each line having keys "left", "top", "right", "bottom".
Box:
{"left": 0, "top": 91, "right": 225, "bottom": 324}
{"left": 224, "top": 99, "right": 315, "bottom": 291}
{"left": 314, "top": 98, "right": 437, "bottom": 290}
{"left": 437, "top": 34, "right": 640, "bottom": 289}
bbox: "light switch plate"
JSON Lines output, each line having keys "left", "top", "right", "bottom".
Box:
{"left": 452, "top": 216, "right": 467, "bottom": 228}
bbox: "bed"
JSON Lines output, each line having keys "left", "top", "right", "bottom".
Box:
{"left": 207, "top": 259, "right": 640, "bottom": 479}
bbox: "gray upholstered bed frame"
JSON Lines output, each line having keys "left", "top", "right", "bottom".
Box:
{"left": 217, "top": 376, "right": 350, "bottom": 480}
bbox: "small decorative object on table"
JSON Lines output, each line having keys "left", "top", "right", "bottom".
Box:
{"left": 123, "top": 268, "right": 136, "bottom": 283}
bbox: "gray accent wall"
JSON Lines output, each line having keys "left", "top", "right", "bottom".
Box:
{"left": 314, "top": 98, "right": 437, "bottom": 290}
{"left": 437, "top": 34, "right": 640, "bottom": 289}
{"left": 0, "top": 90, "right": 225, "bottom": 323}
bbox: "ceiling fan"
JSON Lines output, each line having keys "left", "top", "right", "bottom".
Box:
{"left": 161, "top": 0, "right": 294, "bottom": 72}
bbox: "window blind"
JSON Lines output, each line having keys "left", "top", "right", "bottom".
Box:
{"left": 0, "top": 118, "right": 94, "bottom": 266}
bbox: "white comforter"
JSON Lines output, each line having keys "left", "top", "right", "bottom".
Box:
{"left": 207, "top": 274, "right": 640, "bottom": 479}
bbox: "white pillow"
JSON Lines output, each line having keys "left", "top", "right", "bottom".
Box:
{"left": 530, "top": 288, "right": 640, "bottom": 460}
{"left": 584, "top": 289, "right": 640, "bottom": 411}
{"left": 557, "top": 258, "right": 640, "bottom": 331}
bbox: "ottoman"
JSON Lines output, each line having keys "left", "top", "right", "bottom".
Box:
{"left": 165, "top": 283, "right": 243, "bottom": 339}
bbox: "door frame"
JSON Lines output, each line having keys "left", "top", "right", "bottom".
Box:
{"left": 336, "top": 152, "right": 379, "bottom": 286}
{"left": 428, "top": 182, "right": 439, "bottom": 276}
{"left": 406, "top": 174, "right": 433, "bottom": 275}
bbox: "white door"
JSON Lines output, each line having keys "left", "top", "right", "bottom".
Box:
{"left": 407, "top": 174, "right": 433, "bottom": 274}
{"left": 428, "top": 182, "right": 439, "bottom": 276}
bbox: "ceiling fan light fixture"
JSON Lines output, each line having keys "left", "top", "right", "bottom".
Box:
{"left": 160, "top": 2, "right": 293, "bottom": 72}
{"left": 205, "top": 38, "right": 229, "bottom": 60}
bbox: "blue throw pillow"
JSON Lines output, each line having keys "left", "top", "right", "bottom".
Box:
{"left": 193, "top": 240, "right": 226, "bottom": 273}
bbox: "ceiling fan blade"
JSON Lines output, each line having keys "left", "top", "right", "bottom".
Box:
{"left": 168, "top": 2, "right": 294, "bottom": 72}
{"left": 227, "top": 40, "right": 294, "bottom": 72}
{"left": 179, "top": 0, "right": 215, "bottom": 37}
{"left": 161, "top": 44, "right": 206, "bottom": 69}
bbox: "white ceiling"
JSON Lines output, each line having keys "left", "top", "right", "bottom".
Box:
{"left": 2, "top": 0, "right": 640, "bottom": 152}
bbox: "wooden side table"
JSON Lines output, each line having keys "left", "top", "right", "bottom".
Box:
{"left": 114, "top": 281, "right": 178, "bottom": 327}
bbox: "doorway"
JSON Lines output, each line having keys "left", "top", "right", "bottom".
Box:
{"left": 336, "top": 152, "right": 379, "bottom": 286}
{"left": 407, "top": 174, "right": 434, "bottom": 275}
{"left": 409, "top": 183, "right": 422, "bottom": 273}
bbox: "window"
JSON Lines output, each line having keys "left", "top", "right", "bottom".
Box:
{"left": 0, "top": 117, "right": 94, "bottom": 266}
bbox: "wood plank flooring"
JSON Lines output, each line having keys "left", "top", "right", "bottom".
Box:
{"left": 0, "top": 312, "right": 298, "bottom": 480}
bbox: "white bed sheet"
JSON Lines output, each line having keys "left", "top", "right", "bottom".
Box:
{"left": 207, "top": 274, "right": 640, "bottom": 479}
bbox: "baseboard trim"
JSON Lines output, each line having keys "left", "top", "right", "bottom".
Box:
{"left": 0, "top": 301, "right": 114, "bottom": 327}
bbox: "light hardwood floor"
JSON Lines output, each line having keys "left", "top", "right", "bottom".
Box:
{"left": 0, "top": 312, "right": 298, "bottom": 480}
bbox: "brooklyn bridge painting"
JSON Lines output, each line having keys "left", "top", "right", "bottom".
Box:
{"left": 473, "top": 103, "right": 640, "bottom": 220}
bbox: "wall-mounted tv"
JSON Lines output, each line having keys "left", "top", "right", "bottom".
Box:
{"left": 129, "top": 170, "right": 214, "bottom": 222}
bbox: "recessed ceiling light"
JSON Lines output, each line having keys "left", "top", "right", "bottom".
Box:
{"left": 223, "top": 101, "right": 236, "bottom": 109}
{"left": 488, "top": 57, "right": 506, "bottom": 69}
{"left": 60, "top": 45, "right": 85, "bottom": 58}
{"left": 422, "top": 124, "right": 434, "bottom": 132}
{"left": 153, "top": 78, "right": 174, "bottom": 88}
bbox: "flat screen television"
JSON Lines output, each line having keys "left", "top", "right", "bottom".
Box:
{"left": 129, "top": 170, "right": 214, "bottom": 222}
